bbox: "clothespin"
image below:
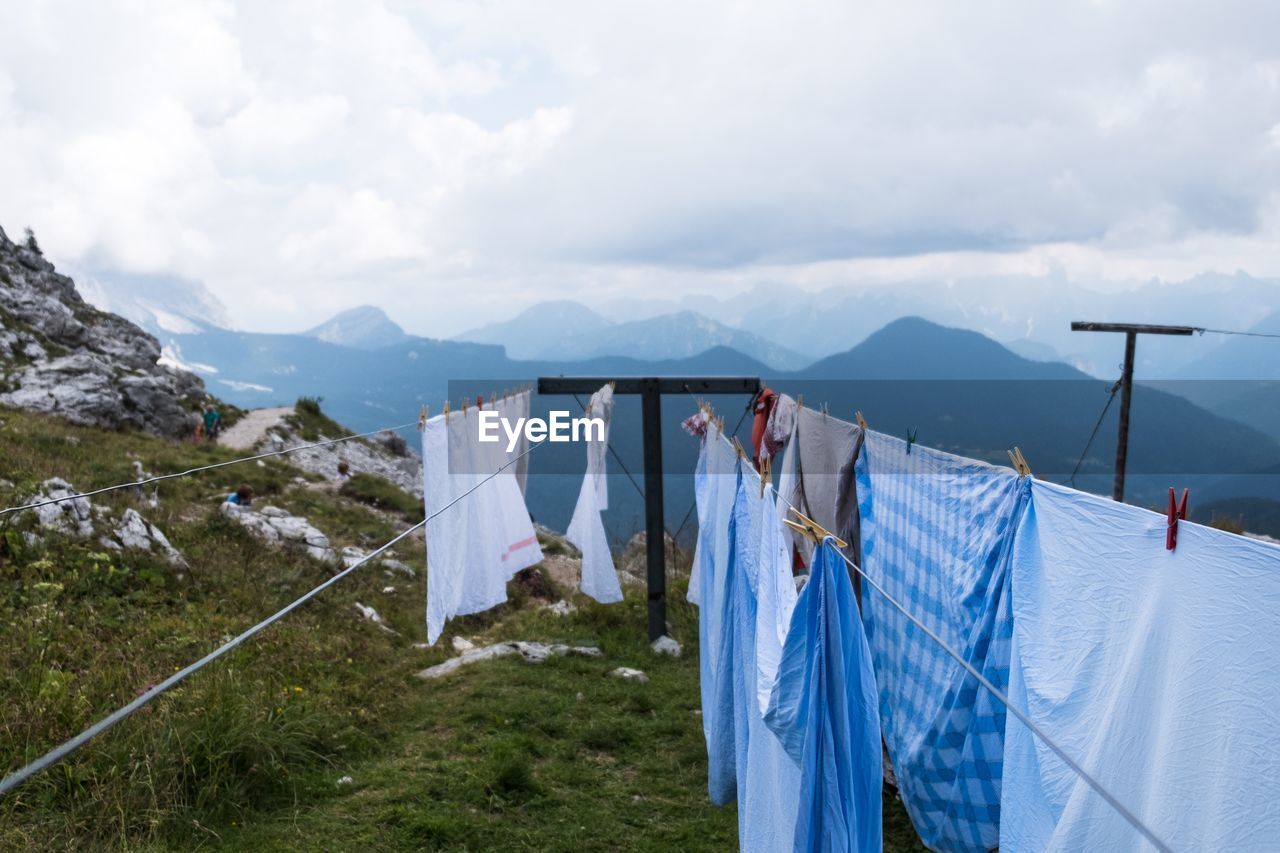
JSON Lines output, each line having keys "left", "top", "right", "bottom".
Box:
{"left": 461, "top": 396, "right": 469, "bottom": 415}
{"left": 905, "top": 428, "right": 918, "bottom": 454}
{"left": 1006, "top": 447, "right": 1032, "bottom": 478}
{"left": 1166, "top": 487, "right": 1189, "bottom": 551}
{"left": 417, "top": 405, "right": 428, "bottom": 431}
{"left": 796, "top": 394, "right": 804, "bottom": 410}
{"left": 716, "top": 415, "right": 725, "bottom": 434}
{"left": 609, "top": 380, "right": 616, "bottom": 391}
{"left": 821, "top": 402, "right": 828, "bottom": 417}
{"left": 855, "top": 411, "right": 868, "bottom": 431}
{"left": 488, "top": 393, "right": 496, "bottom": 408}
{"left": 732, "top": 437, "right": 747, "bottom": 459}
{"left": 443, "top": 399, "right": 450, "bottom": 417}
{"left": 759, "top": 454, "right": 771, "bottom": 498}
{"left": 474, "top": 394, "right": 482, "bottom": 410}
{"left": 782, "top": 508, "right": 849, "bottom": 549}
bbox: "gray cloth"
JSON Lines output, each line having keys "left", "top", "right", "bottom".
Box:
{"left": 777, "top": 406, "right": 862, "bottom": 568}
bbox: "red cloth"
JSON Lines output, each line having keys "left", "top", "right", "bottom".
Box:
{"left": 751, "top": 388, "right": 778, "bottom": 469}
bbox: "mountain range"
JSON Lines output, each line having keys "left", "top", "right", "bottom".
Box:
{"left": 453, "top": 302, "right": 811, "bottom": 369}
{"left": 62, "top": 266, "right": 1280, "bottom": 536}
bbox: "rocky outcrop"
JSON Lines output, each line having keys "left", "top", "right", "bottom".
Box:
{"left": 0, "top": 225, "right": 207, "bottom": 438}
{"left": 220, "top": 502, "right": 335, "bottom": 562}
{"left": 22, "top": 477, "right": 185, "bottom": 566}
{"left": 265, "top": 422, "right": 423, "bottom": 498}
{"left": 416, "top": 640, "right": 603, "bottom": 679}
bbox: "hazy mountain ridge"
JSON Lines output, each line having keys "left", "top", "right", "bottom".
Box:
{"left": 455, "top": 304, "right": 809, "bottom": 369}
{"left": 304, "top": 305, "right": 410, "bottom": 350}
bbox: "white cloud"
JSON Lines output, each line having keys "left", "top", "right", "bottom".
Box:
{"left": 0, "top": 0, "right": 1276, "bottom": 336}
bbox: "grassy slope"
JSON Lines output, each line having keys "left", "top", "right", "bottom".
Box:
{"left": 0, "top": 406, "right": 925, "bottom": 851}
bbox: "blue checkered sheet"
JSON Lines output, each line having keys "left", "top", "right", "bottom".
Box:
{"left": 855, "top": 431, "right": 1030, "bottom": 852}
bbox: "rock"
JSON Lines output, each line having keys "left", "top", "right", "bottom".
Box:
{"left": 416, "top": 641, "right": 602, "bottom": 679}
{"left": 650, "top": 635, "right": 682, "bottom": 657}
{"left": 354, "top": 602, "right": 397, "bottom": 635}
{"left": 545, "top": 599, "right": 577, "bottom": 617}
{"left": 221, "top": 502, "right": 335, "bottom": 562}
{"left": 610, "top": 667, "right": 649, "bottom": 684}
{"left": 618, "top": 531, "right": 679, "bottom": 585}
{"left": 273, "top": 417, "right": 423, "bottom": 498}
{"left": 451, "top": 636, "right": 476, "bottom": 653}
{"left": 380, "top": 558, "right": 415, "bottom": 579}
{"left": 381, "top": 585, "right": 396, "bottom": 594}
{"left": 340, "top": 545, "right": 366, "bottom": 568}
{"left": 0, "top": 226, "right": 205, "bottom": 439}
{"left": 110, "top": 508, "right": 186, "bottom": 567}
{"left": 336, "top": 775, "right": 354, "bottom": 787}
{"left": 29, "top": 477, "right": 93, "bottom": 538}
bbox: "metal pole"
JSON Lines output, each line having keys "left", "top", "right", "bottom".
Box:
{"left": 640, "top": 377, "right": 667, "bottom": 641}
{"left": 1113, "top": 331, "right": 1137, "bottom": 502}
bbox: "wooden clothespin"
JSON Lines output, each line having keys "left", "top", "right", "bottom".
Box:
{"left": 609, "top": 380, "right": 617, "bottom": 391}
{"left": 1006, "top": 447, "right": 1032, "bottom": 478}
{"left": 489, "top": 393, "right": 496, "bottom": 408}
{"left": 443, "top": 399, "right": 451, "bottom": 417}
{"left": 417, "top": 405, "right": 429, "bottom": 431}
{"left": 716, "top": 415, "right": 725, "bottom": 434}
{"left": 796, "top": 394, "right": 804, "bottom": 410}
{"left": 905, "top": 428, "right": 918, "bottom": 455}
{"left": 732, "top": 437, "right": 747, "bottom": 459}
{"left": 461, "top": 396, "right": 469, "bottom": 415}
{"left": 782, "top": 508, "right": 849, "bottom": 549}
{"left": 759, "top": 454, "right": 771, "bottom": 498}
{"left": 855, "top": 411, "right": 868, "bottom": 431}
{"left": 1166, "top": 487, "right": 1189, "bottom": 551}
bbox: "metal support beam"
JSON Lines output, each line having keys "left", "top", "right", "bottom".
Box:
{"left": 538, "top": 375, "right": 761, "bottom": 641}
{"left": 640, "top": 378, "right": 666, "bottom": 641}
{"left": 1070, "top": 322, "right": 1195, "bottom": 502}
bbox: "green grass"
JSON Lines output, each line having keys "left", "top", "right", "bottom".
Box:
{"left": 0, "top": 405, "right": 927, "bottom": 851}
{"left": 287, "top": 397, "right": 355, "bottom": 442}
{"left": 340, "top": 473, "right": 421, "bottom": 524}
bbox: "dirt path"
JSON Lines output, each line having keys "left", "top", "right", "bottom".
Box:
{"left": 218, "top": 406, "right": 294, "bottom": 451}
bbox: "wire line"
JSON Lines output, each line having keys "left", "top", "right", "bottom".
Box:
{"left": 0, "top": 419, "right": 420, "bottom": 517}
{"left": 0, "top": 436, "right": 544, "bottom": 798}
{"left": 1196, "top": 326, "right": 1280, "bottom": 340}
{"left": 1066, "top": 379, "right": 1121, "bottom": 487}
{"left": 712, "top": 427, "right": 1174, "bottom": 853}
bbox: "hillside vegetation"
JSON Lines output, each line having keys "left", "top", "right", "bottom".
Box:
{"left": 0, "top": 405, "right": 923, "bottom": 851}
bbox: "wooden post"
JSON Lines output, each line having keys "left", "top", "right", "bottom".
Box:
{"left": 537, "top": 376, "right": 762, "bottom": 641}
{"left": 640, "top": 378, "right": 666, "bottom": 641}
{"left": 1070, "top": 322, "right": 1196, "bottom": 502}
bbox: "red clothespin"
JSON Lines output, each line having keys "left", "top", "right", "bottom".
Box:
{"left": 476, "top": 394, "right": 484, "bottom": 410}
{"left": 1166, "top": 487, "right": 1189, "bottom": 551}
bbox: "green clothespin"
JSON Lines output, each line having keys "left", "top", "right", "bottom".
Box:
{"left": 906, "top": 428, "right": 918, "bottom": 455}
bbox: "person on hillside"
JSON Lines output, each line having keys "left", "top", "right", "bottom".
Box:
{"left": 203, "top": 406, "right": 222, "bottom": 440}
{"left": 225, "top": 485, "right": 254, "bottom": 506}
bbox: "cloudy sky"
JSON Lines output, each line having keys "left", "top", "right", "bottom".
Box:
{"left": 1, "top": 0, "right": 1278, "bottom": 336}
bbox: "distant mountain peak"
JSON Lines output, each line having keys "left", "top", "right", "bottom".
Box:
{"left": 304, "top": 305, "right": 408, "bottom": 350}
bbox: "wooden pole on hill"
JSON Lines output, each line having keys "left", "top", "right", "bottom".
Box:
{"left": 1070, "top": 322, "right": 1196, "bottom": 502}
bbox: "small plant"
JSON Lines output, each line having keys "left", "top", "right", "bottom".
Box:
{"left": 23, "top": 226, "right": 42, "bottom": 256}
{"left": 484, "top": 743, "right": 538, "bottom": 801}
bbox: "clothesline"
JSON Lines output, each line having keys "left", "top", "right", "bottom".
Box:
{"left": 0, "top": 433, "right": 546, "bottom": 798}
{"left": 706, "top": 421, "right": 1174, "bottom": 853}
{"left": 0, "top": 419, "right": 421, "bottom": 517}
